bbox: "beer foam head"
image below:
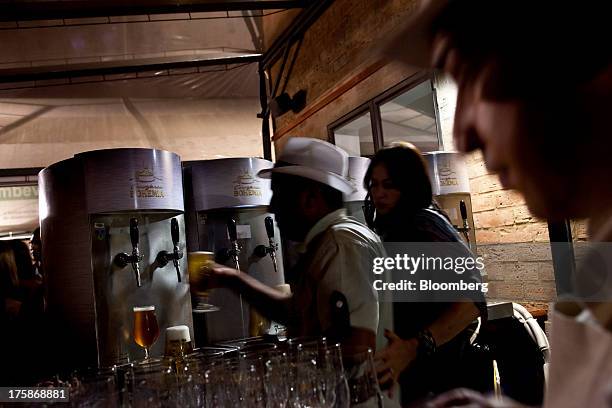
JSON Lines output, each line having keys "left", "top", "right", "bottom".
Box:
{"left": 188, "top": 251, "right": 214, "bottom": 263}
{"left": 166, "top": 325, "right": 191, "bottom": 342}
{"left": 133, "top": 306, "right": 155, "bottom": 312}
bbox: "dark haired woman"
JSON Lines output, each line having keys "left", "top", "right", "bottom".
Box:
{"left": 365, "top": 142, "right": 486, "bottom": 404}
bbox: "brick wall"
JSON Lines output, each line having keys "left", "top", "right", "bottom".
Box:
{"left": 265, "top": 0, "right": 586, "bottom": 309}
{"left": 430, "top": 73, "right": 559, "bottom": 307}
{"left": 465, "top": 151, "right": 588, "bottom": 307}
{"left": 264, "top": 0, "right": 420, "bottom": 153}
{"left": 263, "top": 9, "right": 302, "bottom": 50}
{"left": 463, "top": 151, "right": 556, "bottom": 306}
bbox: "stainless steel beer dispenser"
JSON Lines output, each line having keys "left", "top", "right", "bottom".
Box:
{"left": 423, "top": 151, "right": 476, "bottom": 248}
{"left": 183, "top": 158, "right": 285, "bottom": 343}
{"left": 39, "top": 148, "right": 193, "bottom": 370}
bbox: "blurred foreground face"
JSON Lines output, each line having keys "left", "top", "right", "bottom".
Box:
{"left": 433, "top": 33, "right": 612, "bottom": 221}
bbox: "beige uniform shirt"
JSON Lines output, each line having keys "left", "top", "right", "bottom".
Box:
{"left": 287, "top": 209, "right": 388, "bottom": 341}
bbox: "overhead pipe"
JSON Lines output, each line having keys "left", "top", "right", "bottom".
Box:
{"left": 0, "top": 0, "right": 308, "bottom": 22}
{"left": 0, "top": 54, "right": 262, "bottom": 84}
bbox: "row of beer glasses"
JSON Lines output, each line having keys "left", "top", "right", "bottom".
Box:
{"left": 286, "top": 338, "right": 383, "bottom": 408}
{"left": 182, "top": 337, "right": 381, "bottom": 408}
{"left": 182, "top": 338, "right": 352, "bottom": 408}
{"left": 45, "top": 337, "right": 382, "bottom": 407}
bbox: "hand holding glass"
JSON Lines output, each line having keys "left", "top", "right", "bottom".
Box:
{"left": 188, "top": 251, "right": 220, "bottom": 313}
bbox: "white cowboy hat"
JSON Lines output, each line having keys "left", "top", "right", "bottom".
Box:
{"left": 257, "top": 137, "right": 356, "bottom": 194}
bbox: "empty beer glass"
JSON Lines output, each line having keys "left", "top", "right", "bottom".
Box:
{"left": 133, "top": 306, "right": 160, "bottom": 360}
{"left": 345, "top": 348, "right": 384, "bottom": 408}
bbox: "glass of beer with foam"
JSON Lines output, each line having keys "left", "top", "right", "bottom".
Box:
{"left": 133, "top": 305, "right": 160, "bottom": 360}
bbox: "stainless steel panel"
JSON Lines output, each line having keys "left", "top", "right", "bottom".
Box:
{"left": 196, "top": 207, "right": 284, "bottom": 342}
{"left": 91, "top": 213, "right": 193, "bottom": 366}
{"left": 80, "top": 148, "right": 184, "bottom": 213}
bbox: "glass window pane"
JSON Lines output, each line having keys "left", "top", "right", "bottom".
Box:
{"left": 333, "top": 111, "right": 374, "bottom": 156}
{"left": 380, "top": 81, "right": 439, "bottom": 152}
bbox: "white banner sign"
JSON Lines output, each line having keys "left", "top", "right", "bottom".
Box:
{"left": 0, "top": 185, "right": 39, "bottom": 234}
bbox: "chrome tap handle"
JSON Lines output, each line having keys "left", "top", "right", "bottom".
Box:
{"left": 459, "top": 200, "right": 471, "bottom": 247}
{"left": 460, "top": 200, "right": 468, "bottom": 224}
{"left": 130, "top": 218, "right": 139, "bottom": 249}
{"left": 264, "top": 216, "right": 278, "bottom": 273}
{"left": 170, "top": 218, "right": 183, "bottom": 282}
{"left": 227, "top": 218, "right": 241, "bottom": 270}
{"left": 171, "top": 218, "right": 180, "bottom": 248}
{"left": 113, "top": 251, "right": 141, "bottom": 286}
{"left": 173, "top": 257, "right": 181, "bottom": 282}
{"left": 129, "top": 217, "right": 142, "bottom": 287}
{"left": 265, "top": 216, "right": 275, "bottom": 239}
{"left": 269, "top": 251, "right": 278, "bottom": 274}
{"left": 227, "top": 218, "right": 238, "bottom": 243}
{"left": 133, "top": 262, "right": 142, "bottom": 287}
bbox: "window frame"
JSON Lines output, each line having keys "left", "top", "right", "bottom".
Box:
{"left": 328, "top": 71, "right": 442, "bottom": 156}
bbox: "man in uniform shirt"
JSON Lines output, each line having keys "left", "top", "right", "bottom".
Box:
{"left": 202, "top": 137, "right": 388, "bottom": 352}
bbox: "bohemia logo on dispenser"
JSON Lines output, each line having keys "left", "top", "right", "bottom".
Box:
{"left": 129, "top": 164, "right": 165, "bottom": 199}
{"left": 438, "top": 158, "right": 459, "bottom": 187}
{"left": 232, "top": 170, "right": 262, "bottom": 197}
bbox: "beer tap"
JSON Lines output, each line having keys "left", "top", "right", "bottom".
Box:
{"left": 227, "top": 217, "right": 241, "bottom": 270}
{"left": 227, "top": 217, "right": 247, "bottom": 337}
{"left": 457, "top": 200, "right": 471, "bottom": 248}
{"left": 253, "top": 216, "right": 279, "bottom": 273}
{"left": 155, "top": 218, "right": 184, "bottom": 282}
{"left": 114, "top": 217, "right": 144, "bottom": 287}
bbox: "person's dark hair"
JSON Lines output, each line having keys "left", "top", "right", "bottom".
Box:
{"left": 10, "top": 240, "right": 35, "bottom": 281}
{"left": 0, "top": 241, "right": 19, "bottom": 289}
{"left": 364, "top": 142, "right": 433, "bottom": 213}
{"left": 430, "top": 1, "right": 611, "bottom": 100}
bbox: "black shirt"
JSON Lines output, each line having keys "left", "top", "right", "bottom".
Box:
{"left": 376, "top": 206, "right": 487, "bottom": 402}
{"left": 377, "top": 206, "right": 486, "bottom": 338}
